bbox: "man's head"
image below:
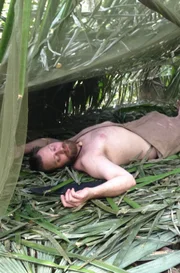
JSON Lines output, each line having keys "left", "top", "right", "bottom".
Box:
{"left": 29, "top": 140, "right": 78, "bottom": 172}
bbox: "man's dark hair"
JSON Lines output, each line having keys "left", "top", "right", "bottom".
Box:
{"left": 29, "top": 146, "right": 44, "bottom": 171}
{"left": 29, "top": 141, "right": 78, "bottom": 172}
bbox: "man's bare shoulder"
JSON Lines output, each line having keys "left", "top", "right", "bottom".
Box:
{"left": 73, "top": 152, "right": 91, "bottom": 171}
{"left": 73, "top": 153, "right": 130, "bottom": 180}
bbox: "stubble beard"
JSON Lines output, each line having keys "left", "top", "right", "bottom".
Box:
{"left": 62, "top": 140, "right": 78, "bottom": 162}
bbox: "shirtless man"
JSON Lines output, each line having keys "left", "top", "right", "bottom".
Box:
{"left": 25, "top": 104, "right": 180, "bottom": 208}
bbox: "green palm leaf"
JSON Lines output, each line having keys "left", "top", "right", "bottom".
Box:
{"left": 0, "top": 0, "right": 30, "bottom": 216}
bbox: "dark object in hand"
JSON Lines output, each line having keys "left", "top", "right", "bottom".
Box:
{"left": 29, "top": 180, "right": 105, "bottom": 195}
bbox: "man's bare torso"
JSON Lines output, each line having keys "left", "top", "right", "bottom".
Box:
{"left": 73, "top": 126, "right": 157, "bottom": 171}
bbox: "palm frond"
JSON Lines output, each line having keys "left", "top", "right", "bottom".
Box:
{"left": 0, "top": 1, "right": 180, "bottom": 272}
{"left": 0, "top": 0, "right": 30, "bottom": 216}
{"left": 0, "top": 0, "right": 16, "bottom": 62}
{"left": 0, "top": 154, "right": 179, "bottom": 272}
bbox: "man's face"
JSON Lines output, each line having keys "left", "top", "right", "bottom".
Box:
{"left": 37, "top": 140, "right": 78, "bottom": 171}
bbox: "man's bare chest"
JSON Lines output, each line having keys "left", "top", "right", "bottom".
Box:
{"left": 74, "top": 126, "right": 156, "bottom": 169}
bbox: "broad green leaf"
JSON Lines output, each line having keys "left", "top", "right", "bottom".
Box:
{"left": 129, "top": 251, "right": 180, "bottom": 273}
{"left": 0, "top": 0, "right": 30, "bottom": 217}
{"left": 0, "top": 0, "right": 16, "bottom": 62}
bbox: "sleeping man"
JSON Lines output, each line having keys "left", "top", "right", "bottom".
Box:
{"left": 25, "top": 104, "right": 180, "bottom": 207}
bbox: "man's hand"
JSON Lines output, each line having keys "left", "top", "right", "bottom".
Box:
{"left": 60, "top": 188, "right": 91, "bottom": 207}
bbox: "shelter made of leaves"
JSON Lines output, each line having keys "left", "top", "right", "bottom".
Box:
{"left": 0, "top": 1, "right": 180, "bottom": 273}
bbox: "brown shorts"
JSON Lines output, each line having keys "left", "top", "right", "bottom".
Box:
{"left": 122, "top": 111, "right": 180, "bottom": 158}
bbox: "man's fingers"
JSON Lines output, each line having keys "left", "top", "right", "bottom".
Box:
{"left": 60, "top": 194, "right": 76, "bottom": 207}
{"left": 65, "top": 188, "right": 79, "bottom": 202}
{"left": 69, "top": 188, "right": 83, "bottom": 199}
{"left": 60, "top": 188, "right": 90, "bottom": 208}
{"left": 61, "top": 189, "right": 81, "bottom": 207}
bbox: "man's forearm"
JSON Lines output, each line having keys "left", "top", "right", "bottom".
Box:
{"left": 60, "top": 174, "right": 136, "bottom": 208}
{"left": 87, "top": 174, "right": 136, "bottom": 199}
{"left": 25, "top": 138, "right": 58, "bottom": 154}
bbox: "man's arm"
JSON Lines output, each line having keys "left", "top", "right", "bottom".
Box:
{"left": 25, "top": 138, "right": 59, "bottom": 154}
{"left": 60, "top": 155, "right": 136, "bottom": 207}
